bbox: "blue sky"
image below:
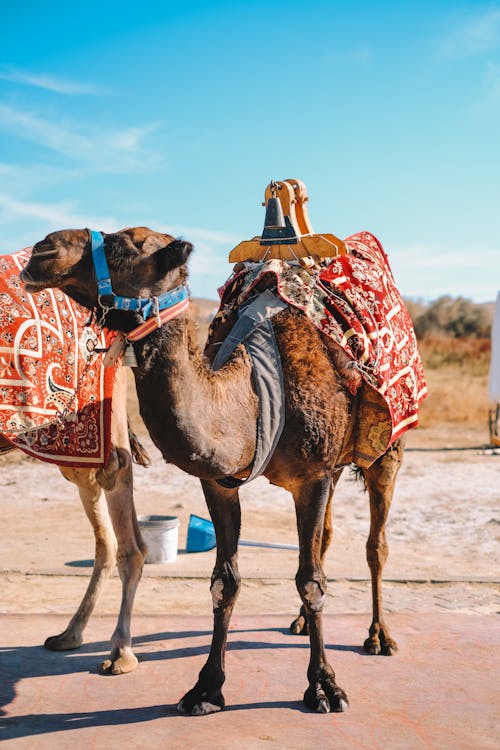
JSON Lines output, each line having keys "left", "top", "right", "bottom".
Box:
{"left": 0, "top": 1, "right": 499, "bottom": 301}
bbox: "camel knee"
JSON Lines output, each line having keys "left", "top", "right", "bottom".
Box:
{"left": 296, "top": 571, "right": 327, "bottom": 612}
{"left": 94, "top": 538, "right": 117, "bottom": 571}
{"left": 366, "top": 537, "right": 388, "bottom": 569}
{"left": 115, "top": 546, "right": 145, "bottom": 582}
{"left": 210, "top": 563, "right": 240, "bottom": 611}
{"left": 96, "top": 447, "right": 132, "bottom": 491}
{"left": 59, "top": 465, "right": 98, "bottom": 488}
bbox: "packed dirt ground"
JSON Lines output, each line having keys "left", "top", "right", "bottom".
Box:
{"left": 1, "top": 379, "right": 499, "bottom": 627}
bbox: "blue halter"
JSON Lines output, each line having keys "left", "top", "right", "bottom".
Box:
{"left": 90, "top": 230, "right": 189, "bottom": 320}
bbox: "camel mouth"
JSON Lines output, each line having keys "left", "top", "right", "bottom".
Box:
{"left": 22, "top": 279, "right": 47, "bottom": 293}
{"left": 20, "top": 269, "right": 55, "bottom": 293}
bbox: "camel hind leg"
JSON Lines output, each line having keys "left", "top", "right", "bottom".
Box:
{"left": 290, "top": 467, "right": 343, "bottom": 635}
{"left": 362, "top": 436, "right": 405, "bottom": 655}
{"left": 44, "top": 467, "right": 117, "bottom": 651}
{"left": 294, "top": 473, "right": 348, "bottom": 712}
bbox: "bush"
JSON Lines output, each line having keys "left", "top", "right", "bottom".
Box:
{"left": 404, "top": 296, "right": 493, "bottom": 430}
{"left": 410, "top": 295, "right": 492, "bottom": 339}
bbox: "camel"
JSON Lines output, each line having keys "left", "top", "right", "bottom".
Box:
{"left": 21, "top": 226, "right": 408, "bottom": 714}
{"left": 1, "top": 264, "right": 149, "bottom": 674}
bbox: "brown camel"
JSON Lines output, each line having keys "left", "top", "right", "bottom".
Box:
{"left": 0, "top": 286, "right": 148, "bottom": 674}
{"left": 21, "top": 226, "right": 407, "bottom": 714}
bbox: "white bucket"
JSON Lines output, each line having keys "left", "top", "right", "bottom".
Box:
{"left": 138, "top": 515, "right": 180, "bottom": 563}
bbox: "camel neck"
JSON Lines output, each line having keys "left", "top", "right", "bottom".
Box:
{"left": 130, "top": 314, "right": 258, "bottom": 479}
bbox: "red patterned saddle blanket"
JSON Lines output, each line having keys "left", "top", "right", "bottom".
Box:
{"left": 210, "top": 232, "right": 427, "bottom": 465}
{"left": 0, "top": 250, "right": 115, "bottom": 467}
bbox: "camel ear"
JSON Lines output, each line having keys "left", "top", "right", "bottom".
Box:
{"left": 156, "top": 238, "right": 193, "bottom": 273}
{"left": 142, "top": 232, "right": 173, "bottom": 254}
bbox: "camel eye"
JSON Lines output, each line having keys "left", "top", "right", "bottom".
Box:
{"left": 32, "top": 243, "right": 57, "bottom": 259}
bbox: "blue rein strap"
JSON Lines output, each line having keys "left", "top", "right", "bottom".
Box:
{"left": 90, "top": 230, "right": 114, "bottom": 302}
{"left": 89, "top": 229, "right": 189, "bottom": 320}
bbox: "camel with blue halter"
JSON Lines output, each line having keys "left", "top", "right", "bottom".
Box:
{"left": 21, "top": 225, "right": 406, "bottom": 713}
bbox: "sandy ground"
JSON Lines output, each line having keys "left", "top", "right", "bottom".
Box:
{"left": 1, "top": 412, "right": 499, "bottom": 627}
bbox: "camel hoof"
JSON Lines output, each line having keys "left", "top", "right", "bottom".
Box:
{"left": 363, "top": 634, "right": 398, "bottom": 656}
{"left": 177, "top": 688, "right": 225, "bottom": 715}
{"left": 289, "top": 614, "right": 309, "bottom": 636}
{"left": 382, "top": 641, "right": 398, "bottom": 656}
{"left": 44, "top": 630, "right": 83, "bottom": 651}
{"left": 177, "top": 698, "right": 222, "bottom": 716}
{"left": 304, "top": 685, "right": 349, "bottom": 714}
{"left": 100, "top": 650, "right": 138, "bottom": 675}
{"left": 363, "top": 636, "right": 381, "bottom": 655}
{"left": 303, "top": 672, "right": 349, "bottom": 713}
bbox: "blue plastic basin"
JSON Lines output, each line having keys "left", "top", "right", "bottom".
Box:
{"left": 186, "top": 514, "right": 216, "bottom": 552}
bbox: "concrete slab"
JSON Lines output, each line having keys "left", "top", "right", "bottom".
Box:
{"left": 1, "top": 612, "right": 499, "bottom": 749}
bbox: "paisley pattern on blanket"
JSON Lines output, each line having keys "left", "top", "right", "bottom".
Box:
{"left": 211, "top": 232, "right": 427, "bottom": 466}
{"left": 0, "top": 250, "right": 115, "bottom": 467}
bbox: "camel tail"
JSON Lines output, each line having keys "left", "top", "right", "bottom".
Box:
{"left": 350, "top": 465, "right": 367, "bottom": 490}
{"left": 127, "top": 421, "right": 151, "bottom": 467}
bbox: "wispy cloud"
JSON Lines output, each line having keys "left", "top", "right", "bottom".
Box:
{"left": 112, "top": 125, "right": 159, "bottom": 153}
{"left": 391, "top": 242, "right": 498, "bottom": 302}
{"left": 0, "top": 67, "right": 107, "bottom": 95}
{"left": 0, "top": 193, "right": 119, "bottom": 232}
{"left": 439, "top": 8, "right": 500, "bottom": 57}
{"left": 0, "top": 161, "right": 80, "bottom": 193}
{"left": 0, "top": 103, "right": 163, "bottom": 172}
{"left": 159, "top": 224, "right": 239, "bottom": 245}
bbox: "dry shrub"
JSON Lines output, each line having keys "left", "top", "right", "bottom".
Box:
{"left": 411, "top": 295, "right": 492, "bottom": 339}
{"left": 417, "top": 336, "right": 490, "bottom": 376}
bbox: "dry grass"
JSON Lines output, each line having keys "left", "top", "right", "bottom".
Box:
{"left": 417, "top": 336, "right": 491, "bottom": 428}
{"left": 417, "top": 335, "right": 490, "bottom": 376}
{"left": 418, "top": 369, "right": 490, "bottom": 428}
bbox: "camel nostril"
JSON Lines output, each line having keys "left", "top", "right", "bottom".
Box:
{"left": 20, "top": 267, "right": 35, "bottom": 281}
{"left": 20, "top": 267, "right": 47, "bottom": 291}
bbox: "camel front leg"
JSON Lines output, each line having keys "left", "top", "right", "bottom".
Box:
{"left": 44, "top": 467, "right": 117, "bottom": 651}
{"left": 97, "top": 365, "right": 146, "bottom": 675}
{"left": 178, "top": 480, "right": 241, "bottom": 715}
{"left": 96, "top": 444, "right": 145, "bottom": 674}
{"left": 362, "top": 436, "right": 405, "bottom": 656}
{"left": 290, "top": 467, "right": 343, "bottom": 635}
{"left": 294, "top": 474, "right": 348, "bottom": 713}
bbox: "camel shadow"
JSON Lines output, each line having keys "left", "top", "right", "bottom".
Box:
{"left": 1, "top": 622, "right": 362, "bottom": 738}
{"left": 0, "top": 627, "right": 212, "bottom": 716}
{"left": 1, "top": 698, "right": 313, "bottom": 740}
{"left": 132, "top": 625, "right": 363, "bottom": 663}
{"left": 65, "top": 548, "right": 203, "bottom": 568}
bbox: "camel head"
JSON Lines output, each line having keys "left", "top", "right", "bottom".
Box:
{"left": 21, "top": 227, "right": 193, "bottom": 327}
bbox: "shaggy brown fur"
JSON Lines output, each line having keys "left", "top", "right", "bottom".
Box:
{"left": 21, "top": 226, "right": 406, "bottom": 714}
